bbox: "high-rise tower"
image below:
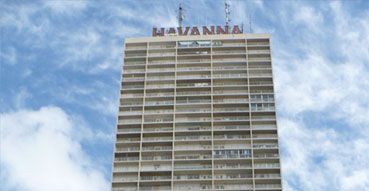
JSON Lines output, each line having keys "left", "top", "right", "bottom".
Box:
{"left": 111, "top": 29, "right": 282, "bottom": 191}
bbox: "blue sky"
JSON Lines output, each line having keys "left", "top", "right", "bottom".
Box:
{"left": 1, "top": 0, "right": 369, "bottom": 190}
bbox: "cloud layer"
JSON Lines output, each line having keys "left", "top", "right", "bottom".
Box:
{"left": 0, "top": 106, "right": 109, "bottom": 191}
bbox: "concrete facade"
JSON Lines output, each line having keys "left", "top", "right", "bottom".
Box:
{"left": 111, "top": 33, "right": 282, "bottom": 191}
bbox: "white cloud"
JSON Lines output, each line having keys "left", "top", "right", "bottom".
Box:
{"left": 279, "top": 118, "right": 369, "bottom": 191}
{"left": 0, "top": 46, "right": 17, "bottom": 65}
{"left": 0, "top": 106, "right": 110, "bottom": 191}
{"left": 43, "top": 1, "right": 88, "bottom": 15}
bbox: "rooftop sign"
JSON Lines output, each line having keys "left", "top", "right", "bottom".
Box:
{"left": 153, "top": 25, "right": 243, "bottom": 37}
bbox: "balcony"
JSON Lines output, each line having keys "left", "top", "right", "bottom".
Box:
{"left": 213, "top": 90, "right": 248, "bottom": 95}
{"left": 146, "top": 84, "right": 175, "bottom": 89}
{"left": 213, "top": 99, "right": 249, "bottom": 104}
{"left": 255, "top": 184, "right": 282, "bottom": 189}
{"left": 145, "top": 93, "right": 174, "bottom": 97}
{"left": 116, "top": 137, "right": 140, "bottom": 143}
{"left": 213, "top": 51, "right": 245, "bottom": 55}
{"left": 213, "top": 134, "right": 249, "bottom": 140}
{"left": 253, "top": 144, "right": 278, "bottom": 149}
{"left": 176, "top": 108, "right": 211, "bottom": 113}
{"left": 145, "top": 101, "right": 174, "bottom": 106}
{"left": 117, "top": 128, "right": 141, "bottom": 133}
{"left": 214, "top": 116, "right": 249, "bottom": 121}
{"left": 122, "top": 85, "right": 144, "bottom": 89}
{"left": 147, "top": 68, "right": 175, "bottom": 73}
{"left": 254, "top": 163, "right": 280, "bottom": 168}
{"left": 177, "top": 59, "right": 210, "bottom": 64}
{"left": 213, "top": 107, "right": 249, "bottom": 112}
{"left": 174, "top": 155, "right": 212, "bottom": 160}
{"left": 215, "top": 173, "right": 252, "bottom": 179}
{"left": 145, "top": 110, "right": 173, "bottom": 115}
{"left": 177, "top": 67, "right": 210, "bottom": 72}
{"left": 149, "top": 53, "right": 175, "bottom": 57}
{"left": 255, "top": 174, "right": 281, "bottom": 178}
{"left": 248, "top": 50, "right": 270, "bottom": 54}
{"left": 146, "top": 76, "right": 174, "bottom": 81}
{"left": 143, "top": 127, "right": 172, "bottom": 132}
{"left": 144, "top": 118, "right": 173, "bottom": 123}
{"left": 252, "top": 134, "right": 278, "bottom": 139}
{"left": 118, "top": 119, "right": 142, "bottom": 124}
{"left": 122, "top": 77, "right": 145, "bottom": 82}
{"left": 115, "top": 157, "right": 139, "bottom": 161}
{"left": 177, "top": 75, "right": 210, "bottom": 80}
{"left": 140, "top": 175, "right": 171, "bottom": 181}
{"left": 213, "top": 125, "right": 250, "bottom": 130}
{"left": 253, "top": 153, "right": 279, "bottom": 159}
{"left": 119, "top": 111, "right": 142, "bottom": 115}
{"left": 176, "top": 99, "right": 211, "bottom": 104}
{"left": 177, "top": 83, "right": 210, "bottom": 88}
{"left": 213, "top": 66, "right": 247, "bottom": 70}
{"left": 116, "top": 147, "right": 140, "bottom": 152}
{"left": 174, "top": 165, "right": 212, "bottom": 170}
{"left": 121, "top": 93, "right": 143, "bottom": 98}
{"left": 174, "top": 174, "right": 212, "bottom": 180}
{"left": 213, "top": 82, "right": 247, "bottom": 87}
{"left": 120, "top": 102, "right": 143, "bottom": 106}
{"left": 213, "top": 74, "right": 247, "bottom": 79}
{"left": 175, "top": 135, "right": 212, "bottom": 141}
{"left": 176, "top": 91, "right": 210, "bottom": 96}
{"left": 112, "top": 177, "right": 137, "bottom": 182}
{"left": 176, "top": 118, "right": 212, "bottom": 122}
{"left": 140, "top": 186, "right": 171, "bottom": 191}
{"left": 251, "top": 116, "right": 276, "bottom": 120}
{"left": 215, "top": 164, "right": 252, "bottom": 169}
{"left": 142, "top": 136, "right": 172, "bottom": 142}
{"left": 142, "top": 146, "right": 172, "bottom": 151}
{"left": 125, "top": 54, "right": 147, "bottom": 58}
{"left": 252, "top": 125, "right": 277, "bottom": 130}
{"left": 141, "top": 155, "right": 171, "bottom": 161}
{"left": 123, "top": 69, "right": 145, "bottom": 74}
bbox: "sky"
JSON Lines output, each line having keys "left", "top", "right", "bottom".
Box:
{"left": 1, "top": 0, "right": 369, "bottom": 190}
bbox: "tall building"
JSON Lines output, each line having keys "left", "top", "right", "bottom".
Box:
{"left": 112, "top": 30, "right": 282, "bottom": 191}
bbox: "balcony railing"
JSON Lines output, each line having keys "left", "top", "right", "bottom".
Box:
{"left": 143, "top": 127, "right": 172, "bottom": 132}
{"left": 176, "top": 75, "right": 210, "bottom": 80}
{"left": 115, "top": 157, "right": 139, "bottom": 161}
{"left": 213, "top": 125, "right": 250, "bottom": 130}
{"left": 174, "top": 165, "right": 212, "bottom": 170}
{"left": 176, "top": 100, "right": 211, "bottom": 104}
{"left": 213, "top": 74, "right": 247, "bottom": 78}
{"left": 213, "top": 108, "right": 249, "bottom": 112}
{"left": 145, "top": 101, "right": 174, "bottom": 106}
{"left": 145, "top": 93, "right": 174, "bottom": 97}
{"left": 253, "top": 144, "right": 278, "bottom": 148}
{"left": 142, "top": 146, "right": 172, "bottom": 151}
{"left": 213, "top": 99, "right": 249, "bottom": 104}
{"left": 176, "top": 91, "right": 210, "bottom": 96}
{"left": 255, "top": 184, "right": 281, "bottom": 189}
{"left": 116, "top": 137, "right": 140, "bottom": 142}
{"left": 122, "top": 78, "right": 145, "bottom": 82}
{"left": 253, "top": 153, "right": 279, "bottom": 158}
{"left": 177, "top": 67, "right": 210, "bottom": 72}
{"left": 175, "top": 136, "right": 212, "bottom": 140}
{"left": 116, "top": 147, "right": 140, "bottom": 152}
{"left": 123, "top": 69, "right": 145, "bottom": 73}
{"left": 141, "top": 155, "right": 171, "bottom": 160}
{"left": 122, "top": 85, "right": 144, "bottom": 89}
{"left": 213, "top": 135, "right": 249, "bottom": 140}
{"left": 118, "top": 119, "right": 142, "bottom": 124}
{"left": 214, "top": 116, "right": 249, "bottom": 121}
{"left": 254, "top": 163, "right": 280, "bottom": 168}
{"left": 255, "top": 174, "right": 281, "bottom": 178}
{"left": 144, "top": 118, "right": 173, "bottom": 123}
{"left": 142, "top": 137, "right": 172, "bottom": 141}
{"left": 175, "top": 155, "right": 212, "bottom": 160}
{"left": 141, "top": 175, "right": 171, "bottom": 181}
{"left": 252, "top": 134, "right": 278, "bottom": 139}
{"left": 176, "top": 118, "right": 212, "bottom": 122}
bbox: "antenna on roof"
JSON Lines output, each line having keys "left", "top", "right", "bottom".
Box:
{"left": 225, "top": 0, "right": 230, "bottom": 26}
{"left": 177, "top": 1, "right": 184, "bottom": 27}
{"left": 249, "top": 14, "right": 253, "bottom": 33}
